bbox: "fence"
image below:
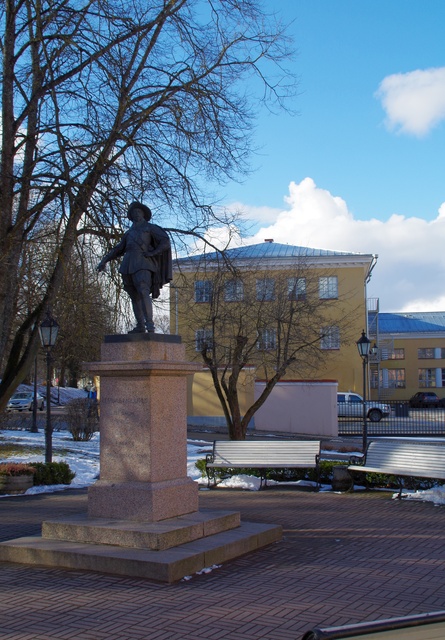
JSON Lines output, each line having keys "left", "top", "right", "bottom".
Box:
{"left": 338, "top": 400, "right": 445, "bottom": 437}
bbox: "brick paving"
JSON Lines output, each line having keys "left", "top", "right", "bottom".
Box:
{"left": 1, "top": 486, "right": 445, "bottom": 639}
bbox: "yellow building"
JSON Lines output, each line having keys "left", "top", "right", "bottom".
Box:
{"left": 172, "top": 240, "right": 377, "bottom": 425}
{"left": 369, "top": 310, "right": 445, "bottom": 402}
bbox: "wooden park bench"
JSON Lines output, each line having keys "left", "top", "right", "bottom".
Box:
{"left": 348, "top": 439, "right": 445, "bottom": 498}
{"left": 301, "top": 609, "right": 445, "bottom": 639}
{"left": 205, "top": 440, "right": 320, "bottom": 489}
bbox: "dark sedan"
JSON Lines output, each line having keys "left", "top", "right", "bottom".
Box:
{"left": 409, "top": 392, "right": 441, "bottom": 408}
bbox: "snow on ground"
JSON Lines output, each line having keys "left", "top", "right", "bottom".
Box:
{"left": 1, "top": 427, "right": 445, "bottom": 504}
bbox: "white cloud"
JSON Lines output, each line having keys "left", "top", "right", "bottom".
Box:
{"left": 227, "top": 202, "right": 282, "bottom": 225}
{"left": 399, "top": 296, "right": 445, "bottom": 313}
{"left": 376, "top": 66, "right": 445, "bottom": 136}
{"left": 237, "top": 177, "right": 445, "bottom": 312}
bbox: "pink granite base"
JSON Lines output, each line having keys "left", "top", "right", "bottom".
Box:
{"left": 84, "top": 336, "right": 202, "bottom": 523}
{"left": 88, "top": 477, "right": 199, "bottom": 522}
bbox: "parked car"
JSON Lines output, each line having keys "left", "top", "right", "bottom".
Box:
{"left": 337, "top": 392, "right": 391, "bottom": 423}
{"left": 409, "top": 392, "right": 441, "bottom": 408}
{"left": 6, "top": 391, "right": 45, "bottom": 412}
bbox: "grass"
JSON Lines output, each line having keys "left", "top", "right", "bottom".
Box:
{"left": 0, "top": 443, "right": 45, "bottom": 458}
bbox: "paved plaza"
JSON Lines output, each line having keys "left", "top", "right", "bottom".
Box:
{"left": 1, "top": 483, "right": 445, "bottom": 639}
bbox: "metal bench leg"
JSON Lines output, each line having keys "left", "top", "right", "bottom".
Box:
{"left": 397, "top": 477, "right": 404, "bottom": 499}
{"left": 206, "top": 466, "right": 217, "bottom": 489}
{"left": 259, "top": 471, "right": 267, "bottom": 490}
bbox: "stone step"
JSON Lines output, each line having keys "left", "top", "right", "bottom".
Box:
{"left": 0, "top": 521, "right": 282, "bottom": 583}
{"left": 42, "top": 509, "right": 241, "bottom": 551}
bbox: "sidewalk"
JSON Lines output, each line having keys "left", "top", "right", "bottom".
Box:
{"left": 1, "top": 485, "right": 445, "bottom": 639}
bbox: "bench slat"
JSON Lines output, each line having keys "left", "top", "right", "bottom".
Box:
{"left": 206, "top": 440, "right": 320, "bottom": 488}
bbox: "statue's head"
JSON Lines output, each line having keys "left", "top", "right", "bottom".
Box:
{"left": 127, "top": 201, "right": 152, "bottom": 222}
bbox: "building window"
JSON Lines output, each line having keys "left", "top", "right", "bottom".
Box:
{"left": 257, "top": 328, "right": 276, "bottom": 350}
{"left": 320, "top": 326, "right": 340, "bottom": 350}
{"left": 441, "top": 349, "right": 445, "bottom": 359}
{"left": 256, "top": 278, "right": 275, "bottom": 301}
{"left": 224, "top": 279, "right": 244, "bottom": 302}
{"left": 389, "top": 348, "right": 405, "bottom": 360}
{"left": 418, "top": 348, "right": 435, "bottom": 359}
{"left": 383, "top": 369, "right": 406, "bottom": 388}
{"left": 419, "top": 368, "right": 436, "bottom": 387}
{"left": 287, "top": 277, "right": 306, "bottom": 301}
{"left": 195, "top": 329, "right": 213, "bottom": 352}
{"left": 319, "top": 276, "right": 338, "bottom": 299}
{"left": 194, "top": 280, "right": 212, "bottom": 303}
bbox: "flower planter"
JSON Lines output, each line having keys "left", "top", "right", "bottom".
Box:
{"left": 331, "top": 465, "right": 354, "bottom": 492}
{"left": 0, "top": 474, "right": 34, "bottom": 495}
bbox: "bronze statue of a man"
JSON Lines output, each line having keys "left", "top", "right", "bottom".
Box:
{"left": 97, "top": 202, "right": 172, "bottom": 333}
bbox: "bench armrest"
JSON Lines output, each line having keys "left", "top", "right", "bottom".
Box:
{"left": 349, "top": 454, "right": 364, "bottom": 466}
{"left": 205, "top": 453, "right": 214, "bottom": 464}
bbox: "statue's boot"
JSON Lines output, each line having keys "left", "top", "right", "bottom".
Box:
{"left": 139, "top": 286, "right": 155, "bottom": 333}
{"left": 128, "top": 297, "right": 146, "bottom": 333}
{"left": 128, "top": 325, "right": 145, "bottom": 333}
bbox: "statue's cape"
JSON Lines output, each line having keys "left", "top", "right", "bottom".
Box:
{"left": 150, "top": 224, "right": 172, "bottom": 299}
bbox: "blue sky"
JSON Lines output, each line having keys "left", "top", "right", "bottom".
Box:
{"left": 216, "top": 1, "right": 445, "bottom": 313}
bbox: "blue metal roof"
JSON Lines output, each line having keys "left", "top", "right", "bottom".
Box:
{"left": 377, "top": 312, "right": 445, "bottom": 334}
{"left": 178, "top": 241, "right": 366, "bottom": 263}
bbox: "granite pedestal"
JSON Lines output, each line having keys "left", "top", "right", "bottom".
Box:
{"left": 0, "top": 334, "right": 282, "bottom": 582}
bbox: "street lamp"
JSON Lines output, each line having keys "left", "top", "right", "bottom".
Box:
{"left": 30, "top": 323, "right": 39, "bottom": 434}
{"left": 356, "top": 329, "right": 371, "bottom": 453}
{"left": 38, "top": 311, "right": 59, "bottom": 463}
{"left": 30, "top": 354, "right": 38, "bottom": 433}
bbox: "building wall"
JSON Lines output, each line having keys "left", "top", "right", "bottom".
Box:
{"left": 372, "top": 334, "right": 445, "bottom": 401}
{"left": 173, "top": 267, "right": 367, "bottom": 387}
{"left": 173, "top": 245, "right": 373, "bottom": 424}
{"left": 188, "top": 369, "right": 254, "bottom": 418}
{"left": 254, "top": 381, "right": 338, "bottom": 437}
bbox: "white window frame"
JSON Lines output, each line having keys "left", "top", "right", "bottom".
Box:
{"left": 418, "top": 348, "right": 435, "bottom": 359}
{"left": 195, "top": 329, "right": 213, "bottom": 352}
{"left": 389, "top": 348, "right": 405, "bottom": 360}
{"left": 320, "top": 326, "right": 340, "bottom": 350}
{"left": 256, "top": 278, "right": 275, "bottom": 301}
{"left": 319, "top": 276, "right": 338, "bottom": 299}
{"left": 380, "top": 368, "right": 406, "bottom": 388}
{"left": 419, "top": 368, "right": 436, "bottom": 388}
{"left": 287, "top": 277, "right": 306, "bottom": 301}
{"left": 224, "top": 278, "right": 244, "bottom": 302}
{"left": 257, "top": 328, "right": 276, "bottom": 350}
{"left": 194, "top": 280, "right": 212, "bottom": 303}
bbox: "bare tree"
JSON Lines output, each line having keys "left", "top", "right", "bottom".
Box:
{"left": 52, "top": 246, "right": 117, "bottom": 387}
{"left": 175, "top": 256, "right": 359, "bottom": 439}
{"left": 7, "top": 229, "right": 116, "bottom": 387}
{"left": 0, "top": 0, "right": 296, "bottom": 408}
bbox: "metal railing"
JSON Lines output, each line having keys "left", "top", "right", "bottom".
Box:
{"left": 338, "top": 400, "right": 445, "bottom": 437}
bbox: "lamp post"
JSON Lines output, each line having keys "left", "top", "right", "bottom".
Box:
{"left": 356, "top": 329, "right": 371, "bottom": 453}
{"left": 38, "top": 311, "right": 59, "bottom": 464}
{"left": 30, "top": 355, "right": 38, "bottom": 433}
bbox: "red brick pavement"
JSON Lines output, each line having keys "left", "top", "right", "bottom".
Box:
{"left": 1, "top": 487, "right": 445, "bottom": 639}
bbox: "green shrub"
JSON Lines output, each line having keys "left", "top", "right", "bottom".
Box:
{"left": 195, "top": 459, "right": 207, "bottom": 475}
{"left": 357, "top": 471, "right": 445, "bottom": 491}
{"left": 30, "top": 461, "right": 75, "bottom": 485}
{"left": 65, "top": 398, "right": 99, "bottom": 441}
{"left": 196, "top": 458, "right": 344, "bottom": 485}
